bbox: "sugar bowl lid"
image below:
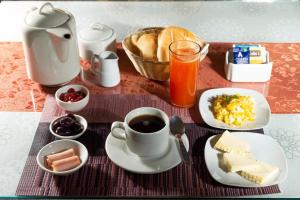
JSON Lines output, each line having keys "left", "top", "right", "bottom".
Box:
{"left": 25, "top": 2, "right": 69, "bottom": 28}
{"left": 79, "top": 23, "right": 114, "bottom": 41}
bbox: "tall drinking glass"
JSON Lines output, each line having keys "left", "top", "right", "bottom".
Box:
{"left": 169, "top": 40, "right": 201, "bottom": 108}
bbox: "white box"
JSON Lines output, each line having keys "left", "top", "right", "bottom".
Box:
{"left": 224, "top": 51, "right": 273, "bottom": 82}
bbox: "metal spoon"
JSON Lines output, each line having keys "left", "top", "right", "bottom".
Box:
{"left": 170, "top": 116, "right": 192, "bottom": 165}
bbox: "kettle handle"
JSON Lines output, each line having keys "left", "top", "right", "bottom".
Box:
{"left": 39, "top": 2, "right": 55, "bottom": 14}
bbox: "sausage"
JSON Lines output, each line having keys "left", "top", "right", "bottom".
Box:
{"left": 51, "top": 155, "right": 81, "bottom": 172}
{"left": 46, "top": 148, "right": 76, "bottom": 166}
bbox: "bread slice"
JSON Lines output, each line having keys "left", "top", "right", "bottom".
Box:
{"left": 239, "top": 161, "right": 279, "bottom": 184}
{"left": 157, "top": 26, "right": 205, "bottom": 62}
{"left": 213, "top": 130, "right": 251, "bottom": 154}
{"left": 222, "top": 152, "right": 258, "bottom": 172}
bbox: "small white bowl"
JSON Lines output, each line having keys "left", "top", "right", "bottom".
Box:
{"left": 49, "top": 114, "right": 88, "bottom": 140}
{"left": 36, "top": 139, "right": 88, "bottom": 176}
{"left": 55, "top": 84, "right": 89, "bottom": 112}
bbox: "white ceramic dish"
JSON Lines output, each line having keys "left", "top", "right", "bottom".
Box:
{"left": 49, "top": 114, "right": 88, "bottom": 140}
{"left": 204, "top": 132, "right": 288, "bottom": 187}
{"left": 23, "top": 2, "right": 81, "bottom": 86}
{"left": 37, "top": 139, "right": 88, "bottom": 176}
{"left": 55, "top": 84, "right": 89, "bottom": 112}
{"left": 105, "top": 132, "right": 189, "bottom": 174}
{"left": 78, "top": 22, "right": 116, "bottom": 60}
{"left": 199, "top": 88, "right": 271, "bottom": 130}
{"left": 224, "top": 50, "right": 273, "bottom": 82}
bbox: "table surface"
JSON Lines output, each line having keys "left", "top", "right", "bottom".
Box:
{"left": 0, "top": 42, "right": 300, "bottom": 198}
{"left": 0, "top": 42, "right": 299, "bottom": 113}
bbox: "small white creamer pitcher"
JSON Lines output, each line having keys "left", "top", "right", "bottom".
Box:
{"left": 91, "top": 51, "right": 120, "bottom": 87}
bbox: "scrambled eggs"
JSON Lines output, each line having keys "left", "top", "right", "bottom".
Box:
{"left": 212, "top": 94, "right": 255, "bottom": 126}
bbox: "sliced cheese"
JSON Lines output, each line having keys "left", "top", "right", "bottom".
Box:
{"left": 214, "top": 130, "right": 250, "bottom": 153}
{"left": 239, "top": 161, "right": 279, "bottom": 184}
{"left": 223, "top": 152, "right": 258, "bottom": 172}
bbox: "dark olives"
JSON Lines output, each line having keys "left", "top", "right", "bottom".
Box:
{"left": 52, "top": 114, "right": 84, "bottom": 136}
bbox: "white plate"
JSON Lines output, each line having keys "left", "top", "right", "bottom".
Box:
{"left": 105, "top": 132, "right": 189, "bottom": 174}
{"left": 199, "top": 88, "right": 271, "bottom": 130}
{"left": 204, "top": 132, "right": 288, "bottom": 187}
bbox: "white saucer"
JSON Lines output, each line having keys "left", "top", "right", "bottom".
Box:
{"left": 105, "top": 132, "right": 189, "bottom": 174}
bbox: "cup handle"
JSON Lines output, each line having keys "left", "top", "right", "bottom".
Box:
{"left": 111, "top": 121, "right": 126, "bottom": 140}
{"left": 90, "top": 54, "right": 101, "bottom": 75}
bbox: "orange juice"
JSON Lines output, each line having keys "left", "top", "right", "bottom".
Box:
{"left": 169, "top": 41, "right": 200, "bottom": 107}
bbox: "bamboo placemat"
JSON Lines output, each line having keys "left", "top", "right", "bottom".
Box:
{"left": 16, "top": 94, "right": 280, "bottom": 197}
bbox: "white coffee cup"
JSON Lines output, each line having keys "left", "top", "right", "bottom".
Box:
{"left": 111, "top": 107, "right": 170, "bottom": 158}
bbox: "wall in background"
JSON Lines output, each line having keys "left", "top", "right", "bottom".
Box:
{"left": 1, "top": 1, "right": 300, "bottom": 42}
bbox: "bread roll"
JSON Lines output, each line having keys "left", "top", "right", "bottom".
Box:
{"left": 136, "top": 33, "right": 157, "bottom": 60}
{"left": 157, "top": 26, "right": 205, "bottom": 62}
{"left": 128, "top": 34, "right": 141, "bottom": 56}
{"left": 131, "top": 34, "right": 139, "bottom": 48}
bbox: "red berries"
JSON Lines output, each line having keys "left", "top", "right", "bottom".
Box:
{"left": 67, "top": 88, "right": 75, "bottom": 93}
{"left": 59, "top": 88, "right": 86, "bottom": 102}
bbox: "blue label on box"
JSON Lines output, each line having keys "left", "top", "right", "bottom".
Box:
{"left": 233, "top": 47, "right": 250, "bottom": 64}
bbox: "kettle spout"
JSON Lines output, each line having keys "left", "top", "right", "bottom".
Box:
{"left": 46, "top": 27, "right": 72, "bottom": 39}
{"left": 47, "top": 27, "right": 72, "bottom": 63}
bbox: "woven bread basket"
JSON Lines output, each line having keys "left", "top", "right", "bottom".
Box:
{"left": 122, "top": 27, "right": 209, "bottom": 81}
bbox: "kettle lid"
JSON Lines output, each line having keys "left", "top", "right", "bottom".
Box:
{"left": 25, "top": 3, "right": 69, "bottom": 28}
{"left": 79, "top": 23, "right": 114, "bottom": 41}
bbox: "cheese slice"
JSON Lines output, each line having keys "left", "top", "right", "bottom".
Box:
{"left": 223, "top": 152, "right": 258, "bottom": 172}
{"left": 239, "top": 161, "right": 279, "bottom": 184}
{"left": 214, "top": 130, "right": 250, "bottom": 153}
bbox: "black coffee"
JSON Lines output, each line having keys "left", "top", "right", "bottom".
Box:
{"left": 129, "top": 115, "right": 165, "bottom": 133}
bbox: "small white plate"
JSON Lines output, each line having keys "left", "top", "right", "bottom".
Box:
{"left": 199, "top": 88, "right": 271, "bottom": 130}
{"left": 105, "top": 132, "right": 189, "bottom": 174}
{"left": 204, "top": 132, "right": 288, "bottom": 187}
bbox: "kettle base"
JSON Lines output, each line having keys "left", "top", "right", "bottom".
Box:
{"left": 39, "top": 80, "right": 73, "bottom": 88}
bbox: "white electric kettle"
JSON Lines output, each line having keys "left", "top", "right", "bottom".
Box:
{"left": 22, "top": 2, "right": 80, "bottom": 86}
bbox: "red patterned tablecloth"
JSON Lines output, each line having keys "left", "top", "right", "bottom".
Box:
{"left": 0, "top": 42, "right": 299, "bottom": 113}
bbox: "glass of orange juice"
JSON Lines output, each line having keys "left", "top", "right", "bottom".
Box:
{"left": 169, "top": 40, "right": 201, "bottom": 108}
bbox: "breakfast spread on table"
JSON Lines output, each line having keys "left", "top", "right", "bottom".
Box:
{"left": 45, "top": 148, "right": 81, "bottom": 172}
{"left": 213, "top": 130, "right": 280, "bottom": 185}
{"left": 16, "top": 3, "right": 288, "bottom": 196}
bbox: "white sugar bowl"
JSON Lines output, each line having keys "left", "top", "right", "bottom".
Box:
{"left": 78, "top": 23, "right": 116, "bottom": 60}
